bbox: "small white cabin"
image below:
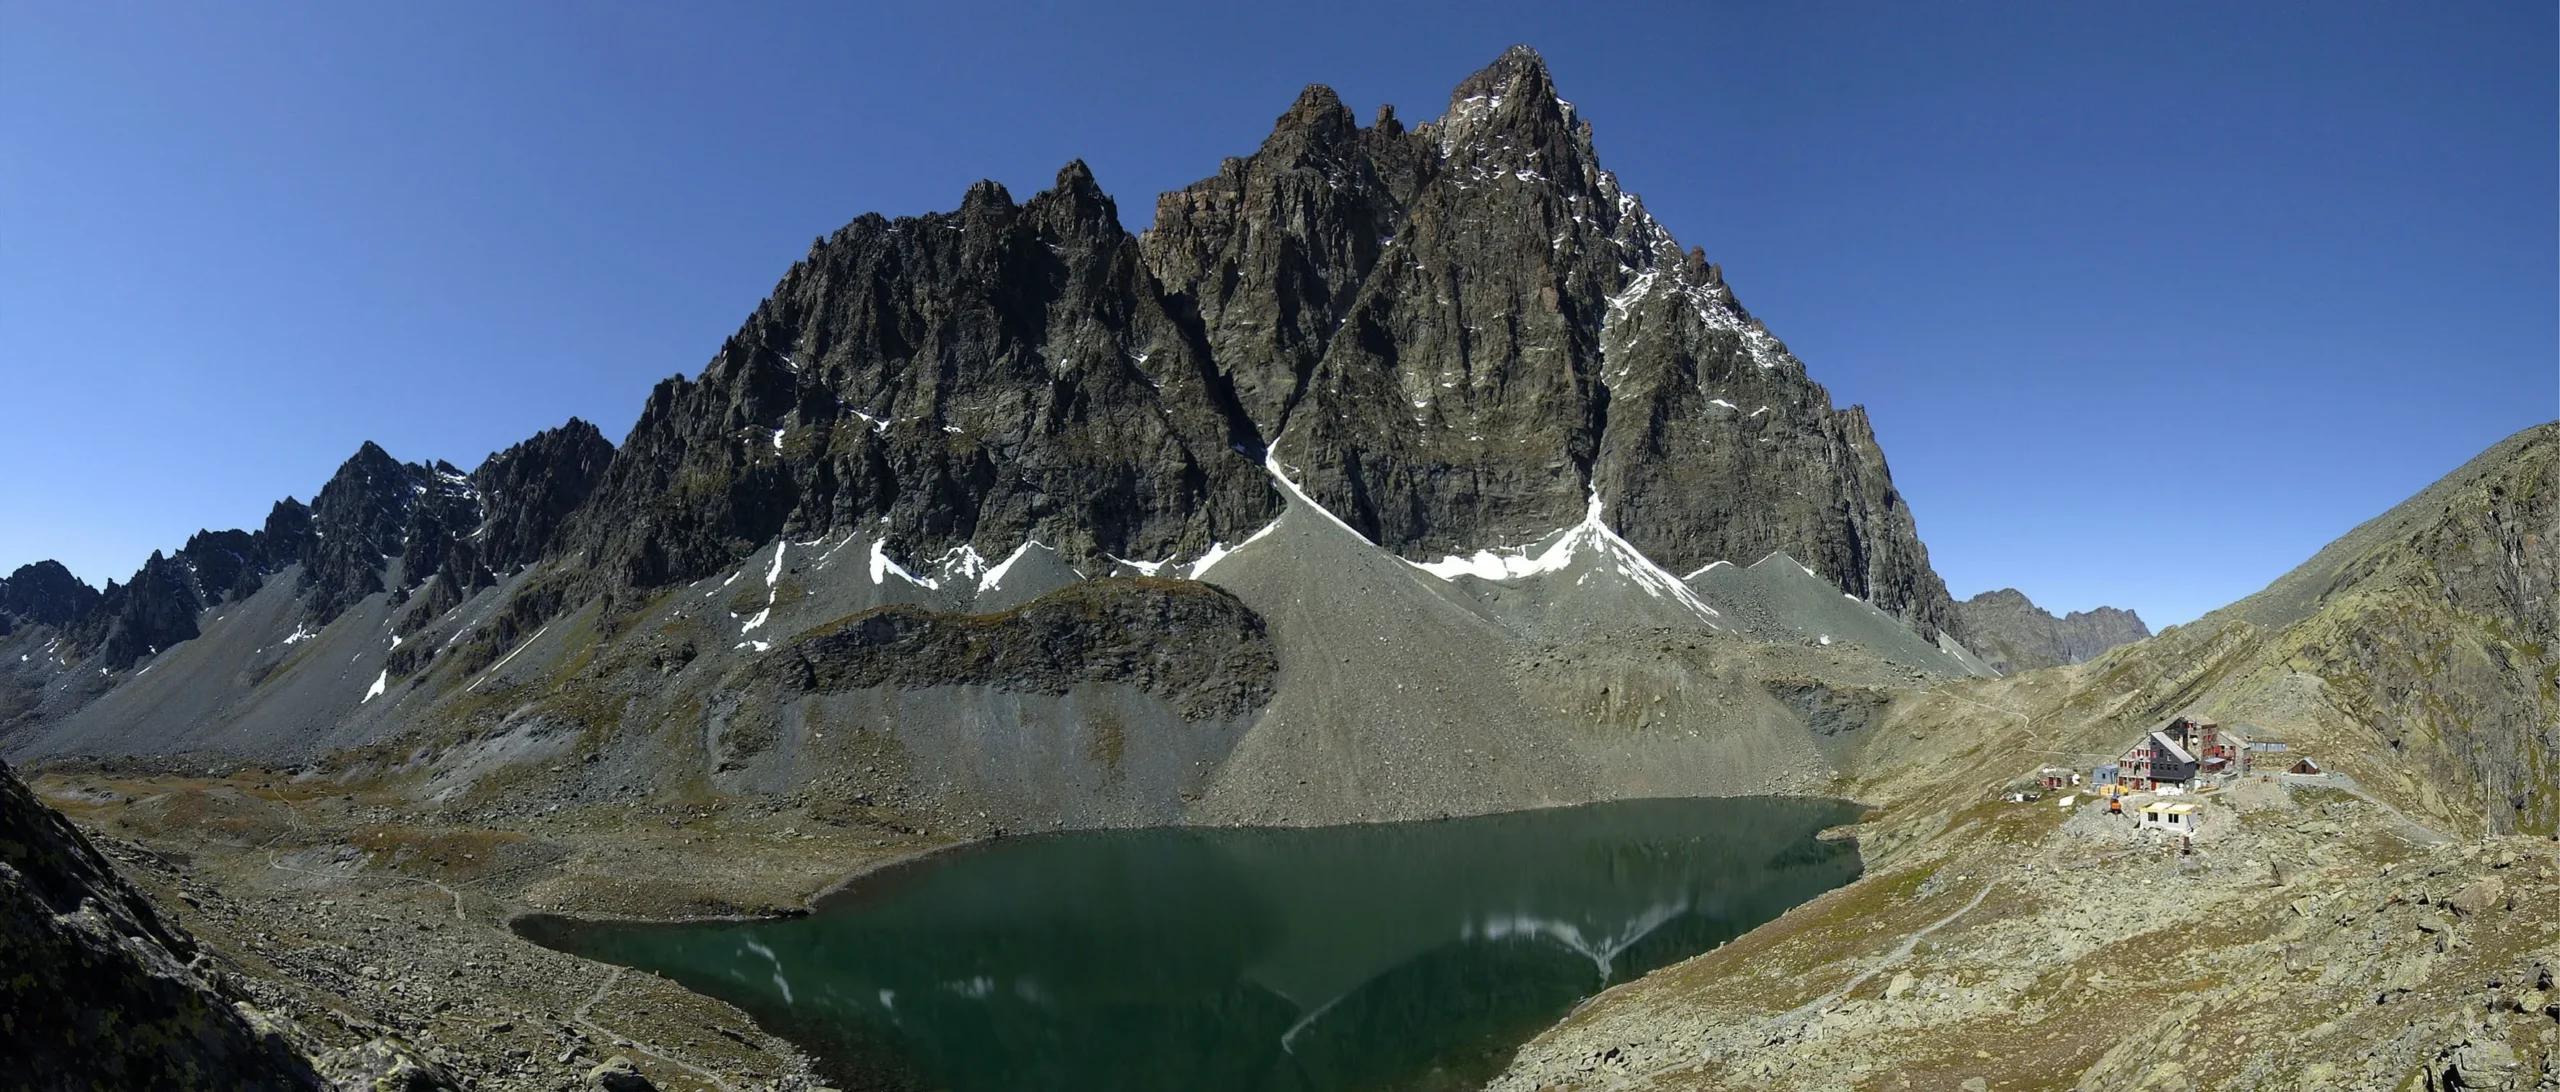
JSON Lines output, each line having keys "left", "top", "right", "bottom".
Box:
{"left": 2138, "top": 801, "right": 2200, "bottom": 836}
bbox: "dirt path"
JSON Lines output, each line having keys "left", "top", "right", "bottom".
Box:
{"left": 1572, "top": 873, "right": 2004, "bottom": 1092}
{"left": 1769, "top": 877, "right": 1999, "bottom": 1028}
{"left": 2308, "top": 777, "right": 2450, "bottom": 845}
{"left": 569, "top": 967, "right": 744, "bottom": 1092}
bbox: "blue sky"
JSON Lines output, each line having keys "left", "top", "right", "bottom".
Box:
{"left": 3, "top": 2, "right": 2551, "bottom": 626}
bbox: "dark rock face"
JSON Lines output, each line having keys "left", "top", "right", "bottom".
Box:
{"left": 549, "top": 47, "right": 1962, "bottom": 639}
{"left": 1145, "top": 47, "right": 1963, "bottom": 638}
{"left": 299, "top": 427, "right": 617, "bottom": 629}
{"left": 1143, "top": 85, "right": 1436, "bottom": 441}
{"left": 471, "top": 418, "right": 616, "bottom": 576}
{"left": 11, "top": 48, "right": 1972, "bottom": 691}
{"left": 559, "top": 164, "right": 1282, "bottom": 595}
{"left": 397, "top": 419, "right": 618, "bottom": 639}
{"left": 765, "top": 578, "right": 1277, "bottom": 721}
{"left": 0, "top": 560, "right": 101, "bottom": 628}
{"left": 17, "top": 421, "right": 613, "bottom": 674}
{"left": 73, "top": 551, "right": 205, "bottom": 671}
{"left": 1764, "top": 679, "right": 1895, "bottom": 746}
{"left": 297, "top": 441, "right": 429, "bottom": 623}
{"left": 43, "top": 503, "right": 308, "bottom": 671}
{"left": 0, "top": 758, "right": 326, "bottom": 1090}
{"left": 1955, "top": 588, "right": 2151, "bottom": 674}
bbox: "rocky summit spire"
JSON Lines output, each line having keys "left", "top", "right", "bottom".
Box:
{"left": 0, "top": 561, "right": 100, "bottom": 628}
{"left": 1149, "top": 45, "right": 1964, "bottom": 638}
{"left": 1428, "top": 44, "right": 1584, "bottom": 164}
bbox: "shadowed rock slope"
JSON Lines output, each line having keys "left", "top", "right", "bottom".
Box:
{"left": 763, "top": 577, "right": 1277, "bottom": 722}
{"left": 1954, "top": 587, "right": 2149, "bottom": 674}
{"left": 0, "top": 757, "right": 326, "bottom": 1090}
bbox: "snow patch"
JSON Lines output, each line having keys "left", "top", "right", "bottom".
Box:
{"left": 466, "top": 624, "right": 550, "bottom": 692}
{"left": 1409, "top": 493, "right": 1723, "bottom": 625}
{"left": 978, "top": 541, "right": 1046, "bottom": 594}
{"left": 936, "top": 546, "right": 987, "bottom": 585}
{"left": 870, "top": 539, "right": 935, "bottom": 589}
{"left": 814, "top": 531, "right": 859, "bottom": 569}
{"left": 362, "top": 669, "right": 388, "bottom": 703}
{"left": 1186, "top": 517, "right": 1282, "bottom": 580}
{"left": 703, "top": 568, "right": 743, "bottom": 600}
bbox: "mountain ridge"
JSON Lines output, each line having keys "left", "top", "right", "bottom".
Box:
{"left": 1953, "top": 586, "right": 2150, "bottom": 674}
{"left": 2, "top": 46, "right": 1967, "bottom": 739}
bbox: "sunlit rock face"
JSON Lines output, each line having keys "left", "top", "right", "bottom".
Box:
{"left": 1144, "top": 47, "right": 1962, "bottom": 640}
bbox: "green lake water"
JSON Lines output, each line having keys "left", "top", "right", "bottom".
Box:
{"left": 516, "top": 796, "right": 1863, "bottom": 1092}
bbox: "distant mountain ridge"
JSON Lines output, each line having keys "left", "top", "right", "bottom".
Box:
{"left": 1954, "top": 587, "right": 2149, "bottom": 674}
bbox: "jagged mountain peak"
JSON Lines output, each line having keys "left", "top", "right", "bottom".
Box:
{"left": 1445, "top": 44, "right": 1561, "bottom": 110}
{"left": 1954, "top": 586, "right": 2151, "bottom": 675}
{"left": 1256, "top": 83, "right": 1371, "bottom": 163}
{"left": 0, "top": 561, "right": 101, "bottom": 628}
{"left": 6, "top": 46, "right": 1971, "bottom": 746}
{"left": 0, "top": 420, "right": 614, "bottom": 674}
{"left": 958, "top": 177, "right": 1016, "bottom": 217}
{"left": 1024, "top": 159, "right": 1122, "bottom": 236}
{"left": 341, "top": 439, "right": 401, "bottom": 472}
{"left": 1429, "top": 44, "right": 1583, "bottom": 161}
{"left": 1138, "top": 47, "right": 1961, "bottom": 637}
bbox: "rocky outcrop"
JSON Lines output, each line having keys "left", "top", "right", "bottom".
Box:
{"left": 765, "top": 577, "right": 1277, "bottom": 721}
{"left": 1954, "top": 588, "right": 2150, "bottom": 674}
{"left": 528, "top": 46, "right": 1961, "bottom": 641}
{"left": 73, "top": 551, "right": 206, "bottom": 671}
{"left": 1145, "top": 47, "right": 1962, "bottom": 639}
{"left": 470, "top": 418, "right": 616, "bottom": 576}
{"left": 556, "top": 163, "right": 1282, "bottom": 602}
{"left": 0, "top": 560, "right": 102, "bottom": 629}
{"left": 7, "top": 47, "right": 1969, "bottom": 694}
{"left": 14, "top": 417, "right": 614, "bottom": 679}
{"left": 1143, "top": 85, "right": 1436, "bottom": 441}
{"left": 0, "top": 757, "right": 326, "bottom": 1090}
{"left": 298, "top": 441, "right": 434, "bottom": 623}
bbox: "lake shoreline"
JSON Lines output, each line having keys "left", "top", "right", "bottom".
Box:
{"left": 519, "top": 796, "right": 1870, "bottom": 1092}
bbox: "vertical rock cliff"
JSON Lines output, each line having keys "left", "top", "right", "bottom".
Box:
{"left": 1148, "top": 47, "right": 1960, "bottom": 636}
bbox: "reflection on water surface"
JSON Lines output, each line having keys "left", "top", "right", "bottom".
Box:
{"left": 519, "top": 796, "right": 1863, "bottom": 1092}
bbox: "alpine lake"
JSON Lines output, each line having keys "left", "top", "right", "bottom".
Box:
{"left": 516, "top": 796, "right": 1865, "bottom": 1092}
